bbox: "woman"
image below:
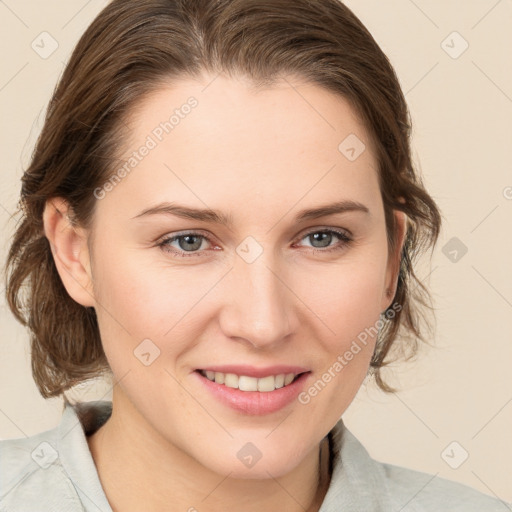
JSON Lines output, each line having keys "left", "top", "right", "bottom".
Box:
{"left": 1, "top": 0, "right": 508, "bottom": 510}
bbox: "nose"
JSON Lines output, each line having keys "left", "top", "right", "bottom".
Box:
{"left": 217, "top": 249, "right": 296, "bottom": 350}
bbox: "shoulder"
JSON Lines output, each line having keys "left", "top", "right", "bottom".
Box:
{"left": 0, "top": 431, "right": 85, "bottom": 511}
{"left": 0, "top": 417, "right": 86, "bottom": 511}
{"left": 328, "top": 421, "right": 511, "bottom": 511}
{"left": 377, "top": 460, "right": 509, "bottom": 511}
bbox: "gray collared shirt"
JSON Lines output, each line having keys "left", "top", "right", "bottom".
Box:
{"left": 0, "top": 400, "right": 509, "bottom": 511}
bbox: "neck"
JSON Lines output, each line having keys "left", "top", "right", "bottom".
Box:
{"left": 86, "top": 397, "right": 332, "bottom": 512}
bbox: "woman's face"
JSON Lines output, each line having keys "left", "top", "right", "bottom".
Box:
{"left": 82, "top": 74, "right": 404, "bottom": 478}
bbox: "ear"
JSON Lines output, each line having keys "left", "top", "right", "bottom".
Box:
{"left": 42, "top": 197, "right": 95, "bottom": 307}
{"left": 381, "top": 209, "right": 407, "bottom": 312}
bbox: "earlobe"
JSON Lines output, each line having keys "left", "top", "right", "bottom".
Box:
{"left": 381, "top": 210, "right": 407, "bottom": 312}
{"left": 42, "top": 197, "right": 95, "bottom": 308}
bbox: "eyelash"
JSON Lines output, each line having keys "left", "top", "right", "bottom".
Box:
{"left": 156, "top": 228, "right": 353, "bottom": 258}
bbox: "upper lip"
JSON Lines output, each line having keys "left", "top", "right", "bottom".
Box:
{"left": 197, "top": 365, "right": 310, "bottom": 378}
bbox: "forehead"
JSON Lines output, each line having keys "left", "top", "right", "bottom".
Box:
{"left": 101, "top": 74, "right": 381, "bottom": 220}
{"left": 125, "top": 73, "right": 373, "bottom": 155}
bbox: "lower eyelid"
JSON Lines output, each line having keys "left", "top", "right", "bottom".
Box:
{"left": 158, "top": 229, "right": 352, "bottom": 256}
{"left": 159, "top": 233, "right": 211, "bottom": 254}
{"left": 297, "top": 230, "right": 352, "bottom": 249}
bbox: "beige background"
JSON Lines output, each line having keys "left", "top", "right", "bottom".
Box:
{"left": 1, "top": 0, "right": 511, "bottom": 504}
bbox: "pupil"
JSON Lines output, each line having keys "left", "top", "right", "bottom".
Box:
{"left": 180, "top": 235, "right": 201, "bottom": 251}
{"left": 312, "top": 232, "right": 331, "bottom": 248}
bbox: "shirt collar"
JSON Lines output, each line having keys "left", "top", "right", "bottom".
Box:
{"left": 320, "top": 416, "right": 393, "bottom": 511}
{"left": 58, "top": 400, "right": 392, "bottom": 511}
{"left": 57, "top": 400, "right": 114, "bottom": 512}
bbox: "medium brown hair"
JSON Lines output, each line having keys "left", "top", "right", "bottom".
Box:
{"left": 4, "top": 0, "right": 441, "bottom": 398}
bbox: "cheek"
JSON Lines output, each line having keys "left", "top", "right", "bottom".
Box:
{"left": 296, "top": 246, "right": 388, "bottom": 338}
{"left": 91, "top": 228, "right": 388, "bottom": 370}
{"left": 291, "top": 245, "right": 388, "bottom": 406}
{"left": 297, "top": 261, "right": 386, "bottom": 411}
{"left": 90, "top": 245, "right": 217, "bottom": 366}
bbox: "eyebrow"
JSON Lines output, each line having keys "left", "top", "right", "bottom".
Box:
{"left": 131, "top": 200, "right": 370, "bottom": 226}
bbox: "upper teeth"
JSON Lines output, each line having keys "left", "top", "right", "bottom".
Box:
{"left": 201, "top": 370, "right": 298, "bottom": 392}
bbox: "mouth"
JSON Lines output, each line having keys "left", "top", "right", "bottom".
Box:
{"left": 193, "top": 367, "right": 312, "bottom": 415}
{"left": 196, "top": 369, "right": 306, "bottom": 392}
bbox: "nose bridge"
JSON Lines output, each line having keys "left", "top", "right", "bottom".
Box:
{"left": 219, "top": 245, "right": 293, "bottom": 348}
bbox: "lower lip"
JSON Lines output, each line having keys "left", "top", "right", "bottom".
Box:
{"left": 193, "top": 370, "right": 311, "bottom": 415}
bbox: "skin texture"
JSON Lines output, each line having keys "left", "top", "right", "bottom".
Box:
{"left": 43, "top": 74, "right": 407, "bottom": 512}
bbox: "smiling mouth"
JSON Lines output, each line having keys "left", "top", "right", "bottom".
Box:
{"left": 197, "top": 369, "right": 306, "bottom": 392}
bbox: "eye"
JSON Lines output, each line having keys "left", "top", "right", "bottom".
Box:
{"left": 157, "top": 231, "right": 214, "bottom": 257}
{"left": 156, "top": 227, "right": 353, "bottom": 258}
{"left": 295, "top": 228, "right": 353, "bottom": 253}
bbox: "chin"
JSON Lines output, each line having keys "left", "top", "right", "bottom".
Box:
{"left": 197, "top": 443, "right": 303, "bottom": 480}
